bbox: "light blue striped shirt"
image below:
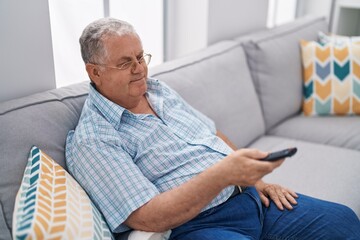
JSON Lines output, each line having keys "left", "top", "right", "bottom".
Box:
{"left": 66, "top": 78, "right": 234, "bottom": 233}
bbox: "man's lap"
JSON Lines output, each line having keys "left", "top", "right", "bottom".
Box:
{"left": 170, "top": 187, "right": 262, "bottom": 240}
{"left": 170, "top": 187, "right": 360, "bottom": 240}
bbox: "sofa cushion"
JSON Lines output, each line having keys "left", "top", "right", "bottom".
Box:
{"left": 13, "top": 146, "right": 113, "bottom": 239}
{"left": 236, "top": 16, "right": 328, "bottom": 130}
{"left": 150, "top": 41, "right": 265, "bottom": 148}
{"left": 249, "top": 135, "right": 360, "bottom": 218}
{"left": 0, "top": 81, "right": 89, "bottom": 233}
{"left": 0, "top": 203, "right": 11, "bottom": 240}
{"left": 301, "top": 39, "right": 360, "bottom": 115}
{"left": 268, "top": 115, "right": 360, "bottom": 151}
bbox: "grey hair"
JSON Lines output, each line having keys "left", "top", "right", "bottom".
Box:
{"left": 79, "top": 17, "right": 138, "bottom": 64}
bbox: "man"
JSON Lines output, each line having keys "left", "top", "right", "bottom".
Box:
{"left": 66, "top": 17, "right": 360, "bottom": 239}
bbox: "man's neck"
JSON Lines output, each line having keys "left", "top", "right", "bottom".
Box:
{"left": 128, "top": 95, "right": 158, "bottom": 116}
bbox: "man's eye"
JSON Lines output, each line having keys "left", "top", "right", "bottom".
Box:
{"left": 120, "top": 61, "right": 132, "bottom": 69}
{"left": 137, "top": 55, "right": 144, "bottom": 62}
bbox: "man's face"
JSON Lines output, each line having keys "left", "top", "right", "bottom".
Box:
{"left": 91, "top": 34, "right": 148, "bottom": 108}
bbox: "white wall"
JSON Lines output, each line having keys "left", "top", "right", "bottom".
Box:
{"left": 165, "top": 0, "right": 268, "bottom": 60}
{"left": 48, "top": 0, "right": 104, "bottom": 88}
{"left": 110, "top": 0, "right": 164, "bottom": 66}
{"left": 331, "top": 0, "right": 360, "bottom": 36}
{"left": 165, "top": 0, "right": 208, "bottom": 61}
{"left": 268, "top": 0, "right": 298, "bottom": 27}
{"left": 208, "top": 0, "right": 268, "bottom": 44}
{"left": 0, "top": 0, "right": 56, "bottom": 102}
{"left": 49, "top": 0, "right": 164, "bottom": 87}
{"left": 297, "top": 0, "right": 333, "bottom": 23}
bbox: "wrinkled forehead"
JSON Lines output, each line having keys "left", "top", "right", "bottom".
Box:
{"left": 101, "top": 32, "right": 142, "bottom": 48}
{"left": 101, "top": 33, "right": 143, "bottom": 59}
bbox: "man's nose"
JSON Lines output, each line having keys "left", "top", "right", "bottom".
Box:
{"left": 131, "top": 60, "right": 145, "bottom": 73}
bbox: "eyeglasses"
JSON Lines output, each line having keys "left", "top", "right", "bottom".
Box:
{"left": 92, "top": 53, "right": 152, "bottom": 71}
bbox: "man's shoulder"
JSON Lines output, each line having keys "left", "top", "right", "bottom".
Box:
{"left": 71, "top": 100, "right": 114, "bottom": 141}
{"left": 65, "top": 106, "right": 116, "bottom": 167}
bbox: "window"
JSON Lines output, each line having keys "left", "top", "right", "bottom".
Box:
{"left": 267, "top": 0, "right": 298, "bottom": 28}
{"left": 109, "top": 0, "right": 164, "bottom": 66}
{"left": 49, "top": 0, "right": 163, "bottom": 88}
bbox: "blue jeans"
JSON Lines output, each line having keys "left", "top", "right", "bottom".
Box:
{"left": 170, "top": 187, "right": 360, "bottom": 240}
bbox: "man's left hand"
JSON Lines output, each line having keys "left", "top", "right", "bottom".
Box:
{"left": 255, "top": 180, "right": 298, "bottom": 210}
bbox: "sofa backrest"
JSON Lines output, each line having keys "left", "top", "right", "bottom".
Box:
{"left": 236, "top": 16, "right": 328, "bottom": 131}
{"left": 0, "top": 82, "right": 89, "bottom": 235}
{"left": 150, "top": 40, "right": 265, "bottom": 149}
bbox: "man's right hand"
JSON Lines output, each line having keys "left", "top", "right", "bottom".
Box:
{"left": 220, "top": 148, "right": 284, "bottom": 187}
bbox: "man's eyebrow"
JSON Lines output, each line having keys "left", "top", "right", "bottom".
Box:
{"left": 116, "top": 51, "right": 144, "bottom": 63}
{"left": 116, "top": 56, "right": 132, "bottom": 63}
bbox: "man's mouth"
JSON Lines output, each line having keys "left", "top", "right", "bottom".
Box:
{"left": 130, "top": 76, "right": 145, "bottom": 83}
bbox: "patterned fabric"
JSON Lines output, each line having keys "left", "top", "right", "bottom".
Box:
{"left": 66, "top": 78, "right": 234, "bottom": 233}
{"left": 300, "top": 38, "right": 360, "bottom": 115}
{"left": 12, "top": 146, "right": 114, "bottom": 240}
{"left": 318, "top": 31, "right": 360, "bottom": 46}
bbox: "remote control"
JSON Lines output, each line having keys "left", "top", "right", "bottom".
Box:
{"left": 261, "top": 147, "right": 297, "bottom": 161}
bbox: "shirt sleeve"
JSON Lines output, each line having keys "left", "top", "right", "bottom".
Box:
{"left": 66, "top": 129, "right": 160, "bottom": 233}
{"left": 159, "top": 80, "right": 217, "bottom": 134}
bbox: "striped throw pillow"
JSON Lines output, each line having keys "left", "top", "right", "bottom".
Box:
{"left": 12, "top": 146, "right": 114, "bottom": 239}
{"left": 300, "top": 39, "right": 360, "bottom": 115}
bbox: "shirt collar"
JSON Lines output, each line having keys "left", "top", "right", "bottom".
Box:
{"left": 146, "top": 78, "right": 164, "bottom": 119}
{"left": 88, "top": 78, "right": 163, "bottom": 127}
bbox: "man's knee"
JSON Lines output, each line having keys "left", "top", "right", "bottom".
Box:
{"left": 322, "top": 203, "right": 360, "bottom": 237}
{"left": 289, "top": 195, "right": 360, "bottom": 238}
{"left": 327, "top": 203, "right": 358, "bottom": 222}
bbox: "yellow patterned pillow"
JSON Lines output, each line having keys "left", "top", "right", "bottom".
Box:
{"left": 12, "top": 146, "right": 114, "bottom": 239}
{"left": 300, "top": 39, "right": 360, "bottom": 115}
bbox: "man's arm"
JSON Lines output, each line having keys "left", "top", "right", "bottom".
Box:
{"left": 216, "top": 130, "right": 237, "bottom": 150}
{"left": 125, "top": 148, "right": 282, "bottom": 232}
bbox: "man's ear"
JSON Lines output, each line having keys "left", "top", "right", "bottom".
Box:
{"left": 86, "top": 63, "right": 102, "bottom": 86}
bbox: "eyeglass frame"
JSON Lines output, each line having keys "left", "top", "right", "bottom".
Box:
{"left": 90, "top": 53, "right": 152, "bottom": 71}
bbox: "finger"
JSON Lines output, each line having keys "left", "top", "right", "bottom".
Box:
{"left": 241, "top": 148, "right": 268, "bottom": 159}
{"left": 272, "top": 159, "right": 285, "bottom": 167}
{"left": 276, "top": 188, "right": 293, "bottom": 210}
{"left": 284, "top": 191, "right": 298, "bottom": 205}
{"left": 256, "top": 158, "right": 285, "bottom": 169}
{"left": 257, "top": 159, "right": 285, "bottom": 173}
{"left": 287, "top": 188, "right": 299, "bottom": 198}
{"left": 266, "top": 187, "right": 284, "bottom": 211}
{"left": 258, "top": 191, "right": 270, "bottom": 207}
{"left": 283, "top": 188, "right": 298, "bottom": 204}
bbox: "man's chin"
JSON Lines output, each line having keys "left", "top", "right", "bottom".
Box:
{"left": 136, "top": 82, "right": 148, "bottom": 95}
